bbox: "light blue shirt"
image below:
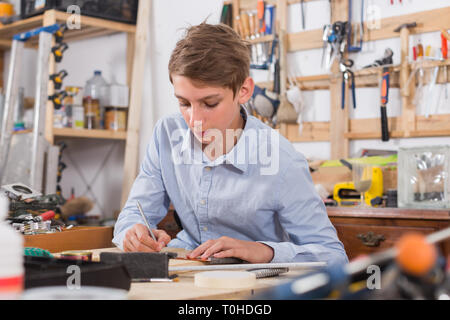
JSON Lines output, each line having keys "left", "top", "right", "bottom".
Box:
{"left": 113, "top": 107, "right": 348, "bottom": 265}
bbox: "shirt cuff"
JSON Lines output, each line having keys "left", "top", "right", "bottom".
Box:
{"left": 112, "top": 230, "right": 127, "bottom": 250}
{"left": 257, "top": 241, "right": 305, "bottom": 263}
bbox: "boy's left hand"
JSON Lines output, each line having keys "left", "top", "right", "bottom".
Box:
{"left": 187, "top": 236, "right": 274, "bottom": 263}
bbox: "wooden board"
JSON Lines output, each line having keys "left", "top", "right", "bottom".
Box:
{"left": 121, "top": 0, "right": 150, "bottom": 207}
{"left": 24, "top": 226, "right": 114, "bottom": 253}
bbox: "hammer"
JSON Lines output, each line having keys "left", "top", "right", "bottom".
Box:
{"left": 394, "top": 22, "right": 417, "bottom": 33}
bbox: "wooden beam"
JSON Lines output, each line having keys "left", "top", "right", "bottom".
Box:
{"left": 282, "top": 121, "right": 330, "bottom": 142}
{"left": 287, "top": 6, "right": 450, "bottom": 52}
{"left": 53, "top": 10, "right": 136, "bottom": 34}
{"left": 239, "top": 0, "right": 320, "bottom": 11}
{"left": 363, "top": 6, "right": 450, "bottom": 43}
{"left": 43, "top": 10, "right": 56, "bottom": 145}
{"left": 121, "top": 0, "right": 150, "bottom": 207}
{"left": 345, "top": 114, "right": 450, "bottom": 139}
{"left": 399, "top": 25, "right": 416, "bottom": 137}
{"left": 329, "top": 0, "right": 349, "bottom": 159}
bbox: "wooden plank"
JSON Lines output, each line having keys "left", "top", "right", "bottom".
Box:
{"left": 362, "top": 6, "right": 450, "bottom": 43}
{"left": 232, "top": 0, "right": 240, "bottom": 32}
{"left": 126, "top": 32, "right": 136, "bottom": 88}
{"left": 239, "top": 0, "right": 320, "bottom": 11}
{"left": 329, "top": 0, "right": 349, "bottom": 159}
{"left": 345, "top": 114, "right": 450, "bottom": 139}
{"left": 61, "top": 27, "right": 117, "bottom": 43}
{"left": 282, "top": 121, "right": 330, "bottom": 142}
{"left": 399, "top": 26, "right": 416, "bottom": 137}
{"left": 53, "top": 10, "right": 136, "bottom": 34}
{"left": 121, "top": 0, "right": 150, "bottom": 207}
{"left": 287, "top": 29, "right": 323, "bottom": 52}
{"left": 327, "top": 207, "right": 450, "bottom": 220}
{"left": 287, "top": 6, "right": 450, "bottom": 52}
{"left": 53, "top": 128, "right": 127, "bottom": 140}
{"left": 43, "top": 10, "right": 57, "bottom": 145}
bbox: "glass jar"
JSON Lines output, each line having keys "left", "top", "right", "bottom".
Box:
{"left": 398, "top": 145, "right": 450, "bottom": 209}
{"left": 105, "top": 107, "right": 127, "bottom": 131}
{"left": 83, "top": 97, "right": 101, "bottom": 129}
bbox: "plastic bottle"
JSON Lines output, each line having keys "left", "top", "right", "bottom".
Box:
{"left": 84, "top": 71, "right": 110, "bottom": 129}
{"left": 0, "top": 194, "right": 24, "bottom": 299}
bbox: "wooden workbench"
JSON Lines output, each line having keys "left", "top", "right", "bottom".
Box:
{"left": 87, "top": 247, "right": 313, "bottom": 300}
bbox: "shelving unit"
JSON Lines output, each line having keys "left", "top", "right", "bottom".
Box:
{"left": 0, "top": 1, "right": 149, "bottom": 206}
{"left": 232, "top": 0, "right": 450, "bottom": 158}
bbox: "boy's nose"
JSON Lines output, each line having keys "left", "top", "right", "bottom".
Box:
{"left": 189, "top": 106, "right": 205, "bottom": 129}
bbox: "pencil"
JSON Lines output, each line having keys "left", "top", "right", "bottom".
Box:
{"left": 136, "top": 200, "right": 157, "bottom": 242}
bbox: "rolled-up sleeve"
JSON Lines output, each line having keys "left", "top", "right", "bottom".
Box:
{"left": 112, "top": 119, "right": 170, "bottom": 250}
{"left": 259, "top": 155, "right": 348, "bottom": 266}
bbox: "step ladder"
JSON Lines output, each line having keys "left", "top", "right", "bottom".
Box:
{"left": 0, "top": 24, "right": 61, "bottom": 194}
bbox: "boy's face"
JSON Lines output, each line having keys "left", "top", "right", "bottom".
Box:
{"left": 173, "top": 75, "right": 254, "bottom": 147}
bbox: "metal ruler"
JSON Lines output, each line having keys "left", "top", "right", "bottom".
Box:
{"left": 169, "top": 261, "right": 327, "bottom": 272}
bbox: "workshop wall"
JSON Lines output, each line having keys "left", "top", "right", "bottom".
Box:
{"left": 4, "top": 0, "right": 450, "bottom": 218}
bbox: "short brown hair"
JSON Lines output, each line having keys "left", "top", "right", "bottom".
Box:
{"left": 168, "top": 23, "right": 251, "bottom": 97}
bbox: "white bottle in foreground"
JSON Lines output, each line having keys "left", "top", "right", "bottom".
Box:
{"left": 0, "top": 194, "right": 24, "bottom": 299}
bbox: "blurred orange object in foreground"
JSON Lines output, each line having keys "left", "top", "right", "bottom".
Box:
{"left": 396, "top": 233, "right": 437, "bottom": 276}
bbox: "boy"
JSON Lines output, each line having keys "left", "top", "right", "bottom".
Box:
{"left": 113, "top": 23, "right": 348, "bottom": 265}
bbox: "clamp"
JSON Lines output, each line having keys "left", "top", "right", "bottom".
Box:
{"left": 340, "top": 59, "right": 356, "bottom": 110}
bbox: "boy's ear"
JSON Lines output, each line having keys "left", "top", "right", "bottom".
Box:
{"left": 237, "top": 77, "right": 255, "bottom": 104}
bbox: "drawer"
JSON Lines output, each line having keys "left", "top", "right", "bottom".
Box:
{"left": 333, "top": 224, "right": 437, "bottom": 260}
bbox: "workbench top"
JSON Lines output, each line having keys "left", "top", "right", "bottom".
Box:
{"left": 89, "top": 247, "right": 312, "bottom": 300}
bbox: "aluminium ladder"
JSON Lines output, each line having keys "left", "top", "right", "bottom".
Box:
{"left": 0, "top": 24, "right": 61, "bottom": 194}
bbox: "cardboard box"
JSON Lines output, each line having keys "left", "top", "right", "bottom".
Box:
{"left": 24, "top": 226, "right": 114, "bottom": 253}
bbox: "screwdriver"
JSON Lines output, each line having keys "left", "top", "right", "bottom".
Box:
{"left": 441, "top": 32, "right": 448, "bottom": 99}
{"left": 417, "top": 41, "right": 423, "bottom": 58}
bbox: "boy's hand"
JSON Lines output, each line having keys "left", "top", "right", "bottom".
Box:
{"left": 123, "top": 224, "right": 171, "bottom": 252}
{"left": 187, "top": 236, "right": 274, "bottom": 263}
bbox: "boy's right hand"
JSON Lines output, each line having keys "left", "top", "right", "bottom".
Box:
{"left": 123, "top": 224, "right": 171, "bottom": 252}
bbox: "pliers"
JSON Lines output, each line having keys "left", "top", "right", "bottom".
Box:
{"left": 340, "top": 59, "right": 356, "bottom": 110}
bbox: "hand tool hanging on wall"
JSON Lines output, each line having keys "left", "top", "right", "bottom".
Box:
{"left": 49, "top": 91, "right": 68, "bottom": 110}
{"left": 363, "top": 48, "right": 394, "bottom": 69}
{"left": 300, "top": 0, "right": 305, "bottom": 30}
{"left": 347, "top": 0, "right": 365, "bottom": 52}
{"left": 220, "top": 2, "right": 233, "bottom": 27}
{"left": 54, "top": 24, "right": 67, "bottom": 44}
{"left": 340, "top": 59, "right": 356, "bottom": 110}
{"left": 321, "top": 24, "right": 332, "bottom": 68}
{"left": 323, "top": 21, "right": 348, "bottom": 70}
{"left": 441, "top": 32, "right": 448, "bottom": 99}
{"left": 49, "top": 69, "right": 68, "bottom": 90}
{"left": 380, "top": 66, "right": 390, "bottom": 142}
{"left": 257, "top": 0, "right": 266, "bottom": 34}
{"left": 51, "top": 42, "right": 68, "bottom": 63}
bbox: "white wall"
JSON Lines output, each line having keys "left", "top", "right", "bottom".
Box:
{"left": 3, "top": 0, "right": 450, "bottom": 218}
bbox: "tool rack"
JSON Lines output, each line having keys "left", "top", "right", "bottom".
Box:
{"left": 0, "top": 1, "right": 149, "bottom": 206}
{"left": 230, "top": 0, "right": 450, "bottom": 159}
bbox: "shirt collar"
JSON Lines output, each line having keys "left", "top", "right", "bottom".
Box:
{"left": 179, "top": 106, "right": 253, "bottom": 174}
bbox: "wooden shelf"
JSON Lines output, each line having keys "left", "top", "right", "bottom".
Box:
{"left": 327, "top": 206, "right": 450, "bottom": 221}
{"left": 53, "top": 128, "right": 127, "bottom": 140}
{"left": 0, "top": 9, "right": 136, "bottom": 49}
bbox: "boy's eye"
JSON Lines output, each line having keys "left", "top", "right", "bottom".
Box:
{"left": 204, "top": 102, "right": 219, "bottom": 108}
{"left": 179, "top": 101, "right": 190, "bottom": 107}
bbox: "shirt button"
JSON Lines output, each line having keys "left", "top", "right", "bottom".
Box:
{"left": 203, "top": 227, "right": 208, "bottom": 231}
{"left": 200, "top": 200, "right": 206, "bottom": 205}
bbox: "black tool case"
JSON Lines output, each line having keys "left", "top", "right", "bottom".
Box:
{"left": 100, "top": 252, "right": 177, "bottom": 279}
{"left": 24, "top": 256, "right": 132, "bottom": 291}
{"left": 20, "top": 0, "right": 138, "bottom": 24}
